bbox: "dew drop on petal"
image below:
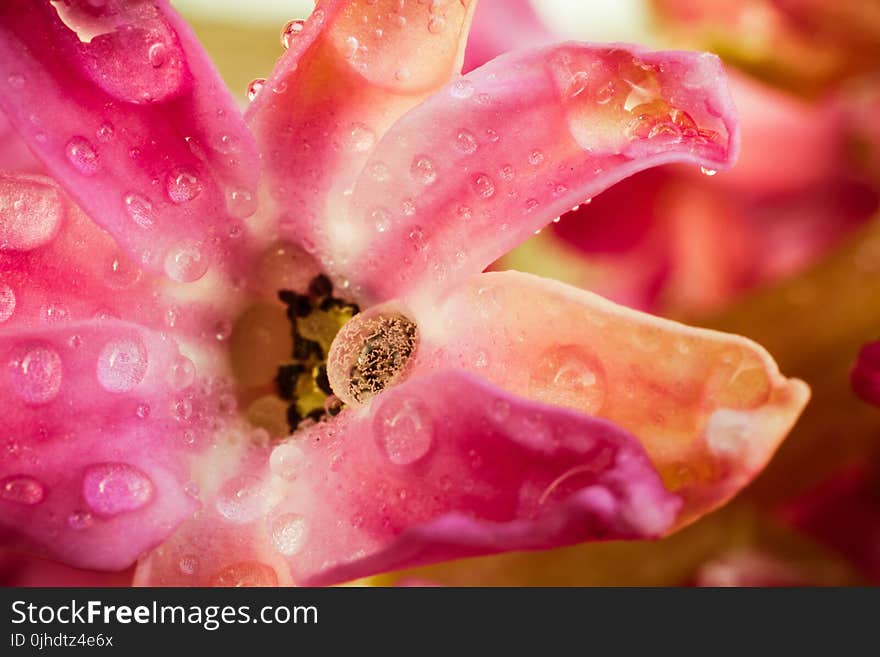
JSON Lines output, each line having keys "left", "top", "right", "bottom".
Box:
{"left": 209, "top": 561, "right": 278, "bottom": 587}
{"left": 271, "top": 513, "right": 308, "bottom": 556}
{"left": 169, "top": 354, "right": 195, "bottom": 390}
{"left": 471, "top": 173, "right": 495, "bottom": 198}
{"left": 343, "top": 35, "right": 359, "bottom": 59}
{"left": 82, "top": 463, "right": 154, "bottom": 516}
{"left": 346, "top": 122, "right": 376, "bottom": 153}
{"left": 373, "top": 395, "right": 434, "bottom": 466}
{"left": 178, "top": 554, "right": 198, "bottom": 575}
{"left": 166, "top": 169, "right": 202, "bottom": 204}
{"left": 528, "top": 345, "right": 606, "bottom": 415}
{"left": 67, "top": 511, "right": 94, "bottom": 530}
{"left": 164, "top": 241, "right": 208, "bottom": 282}
{"left": 246, "top": 78, "right": 265, "bottom": 102}
{"left": 270, "top": 442, "right": 306, "bottom": 481}
{"left": 0, "top": 283, "right": 16, "bottom": 323}
{"left": 700, "top": 166, "right": 717, "bottom": 176}
{"left": 96, "top": 337, "right": 148, "bottom": 393}
{"left": 371, "top": 207, "right": 391, "bottom": 233}
{"left": 281, "top": 19, "right": 305, "bottom": 48}
{"left": 65, "top": 136, "right": 99, "bottom": 175}
{"left": 216, "top": 475, "right": 265, "bottom": 523}
{"left": 449, "top": 78, "right": 474, "bottom": 99}
{"left": 410, "top": 156, "right": 437, "bottom": 185}
{"left": 8, "top": 345, "right": 62, "bottom": 405}
{"left": 454, "top": 129, "right": 478, "bottom": 155}
{"left": 148, "top": 42, "right": 167, "bottom": 68}
{"left": 124, "top": 193, "right": 155, "bottom": 228}
{"left": 0, "top": 475, "right": 45, "bottom": 505}
{"left": 427, "top": 16, "right": 446, "bottom": 33}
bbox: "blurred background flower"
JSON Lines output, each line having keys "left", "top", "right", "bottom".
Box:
{"left": 4, "top": 0, "right": 877, "bottom": 586}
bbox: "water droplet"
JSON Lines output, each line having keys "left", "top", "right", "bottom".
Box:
{"left": 271, "top": 513, "right": 308, "bottom": 555}
{"left": 136, "top": 403, "right": 151, "bottom": 419}
{"left": 247, "top": 78, "right": 265, "bottom": 102}
{"left": 96, "top": 122, "right": 114, "bottom": 143}
{"left": 456, "top": 205, "right": 472, "bottom": 221}
{"left": 40, "top": 303, "right": 69, "bottom": 325}
{"left": 454, "top": 129, "right": 477, "bottom": 154}
{"left": 595, "top": 81, "right": 616, "bottom": 104}
{"left": 373, "top": 395, "right": 434, "bottom": 465}
{"left": 0, "top": 475, "right": 45, "bottom": 505}
{"left": 369, "top": 161, "right": 391, "bottom": 182}
{"left": 166, "top": 169, "right": 202, "bottom": 204}
{"left": 270, "top": 442, "right": 307, "bottom": 481}
{"left": 148, "top": 42, "right": 167, "bottom": 67}
{"left": 528, "top": 345, "right": 606, "bottom": 415}
{"left": 169, "top": 354, "right": 195, "bottom": 390}
{"left": 410, "top": 156, "right": 437, "bottom": 185}
{"left": 401, "top": 198, "right": 416, "bottom": 216}
{"left": 499, "top": 164, "right": 515, "bottom": 181}
{"left": 227, "top": 188, "right": 256, "bottom": 219}
{"left": 450, "top": 78, "right": 474, "bottom": 99}
{"left": 566, "top": 70, "right": 589, "bottom": 98}
{"left": 96, "top": 337, "right": 148, "bottom": 393}
{"left": 525, "top": 198, "right": 539, "bottom": 212}
{"left": 343, "top": 35, "right": 359, "bottom": 59}
{"left": 471, "top": 173, "right": 495, "bottom": 198}
{"left": 172, "top": 398, "right": 193, "bottom": 422}
{"left": 163, "top": 241, "right": 208, "bottom": 282}
{"left": 0, "top": 283, "right": 15, "bottom": 323}
{"left": 124, "top": 193, "right": 154, "bottom": 228}
{"left": 82, "top": 463, "right": 154, "bottom": 516}
{"left": 281, "top": 19, "right": 305, "bottom": 48}
{"left": 395, "top": 67, "right": 411, "bottom": 81}
{"left": 427, "top": 16, "right": 446, "bottom": 33}
{"left": 216, "top": 475, "right": 265, "bottom": 523}
{"left": 67, "top": 511, "right": 94, "bottom": 530}
{"left": 65, "top": 136, "right": 98, "bottom": 175}
{"left": 700, "top": 166, "right": 718, "bottom": 176}
{"left": 209, "top": 561, "right": 278, "bottom": 587}
{"left": 528, "top": 149, "right": 545, "bottom": 166}
{"left": 371, "top": 207, "right": 391, "bottom": 233}
{"left": 346, "top": 122, "right": 376, "bottom": 153}
{"left": 8, "top": 345, "right": 63, "bottom": 404}
{"left": 178, "top": 554, "right": 198, "bottom": 575}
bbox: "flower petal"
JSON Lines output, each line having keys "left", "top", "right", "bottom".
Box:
{"left": 405, "top": 271, "right": 808, "bottom": 527}
{"left": 246, "top": 0, "right": 475, "bottom": 259}
{"left": 338, "top": 43, "right": 739, "bottom": 304}
{"left": 0, "top": 0, "right": 259, "bottom": 281}
{"left": 463, "top": 0, "right": 553, "bottom": 73}
{"left": 852, "top": 341, "right": 880, "bottom": 406}
{"left": 0, "top": 320, "right": 203, "bottom": 570}
{"left": 135, "top": 371, "right": 679, "bottom": 586}
{"left": 0, "top": 550, "right": 133, "bottom": 587}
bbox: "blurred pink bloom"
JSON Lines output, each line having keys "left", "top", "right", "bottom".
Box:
{"left": 852, "top": 341, "right": 880, "bottom": 407}
{"left": 0, "top": 1, "right": 807, "bottom": 587}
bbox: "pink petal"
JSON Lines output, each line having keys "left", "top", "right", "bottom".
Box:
{"left": 135, "top": 371, "right": 679, "bottom": 586}
{"left": 0, "top": 550, "right": 133, "bottom": 587}
{"left": 0, "top": 172, "right": 253, "bottom": 344}
{"left": 463, "top": 0, "right": 553, "bottom": 73}
{"left": 246, "top": 0, "right": 475, "bottom": 262}
{"left": 852, "top": 341, "right": 880, "bottom": 406}
{"left": 403, "top": 271, "right": 809, "bottom": 528}
{"left": 0, "top": 320, "right": 204, "bottom": 570}
{"left": 0, "top": 0, "right": 259, "bottom": 281}
{"left": 339, "top": 43, "right": 739, "bottom": 305}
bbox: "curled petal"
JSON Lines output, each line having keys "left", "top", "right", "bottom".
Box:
{"left": 463, "top": 0, "right": 553, "bottom": 73}
{"left": 405, "top": 271, "right": 808, "bottom": 527}
{"left": 246, "top": 0, "right": 475, "bottom": 260}
{"left": 135, "top": 372, "right": 679, "bottom": 586}
{"left": 0, "top": 0, "right": 259, "bottom": 281}
{"left": 0, "top": 321, "right": 202, "bottom": 570}
{"left": 339, "top": 43, "right": 739, "bottom": 304}
{"left": 852, "top": 341, "right": 880, "bottom": 406}
{"left": 0, "top": 550, "right": 132, "bottom": 587}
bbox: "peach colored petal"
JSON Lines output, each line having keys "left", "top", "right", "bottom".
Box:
{"left": 404, "top": 270, "right": 809, "bottom": 527}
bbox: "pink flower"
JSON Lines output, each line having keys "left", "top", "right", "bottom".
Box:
{"left": 852, "top": 341, "right": 880, "bottom": 407}
{"left": 0, "top": 1, "right": 807, "bottom": 587}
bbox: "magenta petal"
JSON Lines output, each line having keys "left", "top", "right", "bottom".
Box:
{"left": 852, "top": 341, "right": 880, "bottom": 406}
{"left": 463, "top": 0, "right": 554, "bottom": 73}
{"left": 135, "top": 371, "right": 679, "bottom": 586}
{"left": 0, "top": 1, "right": 259, "bottom": 281}
{"left": 339, "top": 43, "right": 739, "bottom": 304}
{"left": 0, "top": 320, "right": 199, "bottom": 570}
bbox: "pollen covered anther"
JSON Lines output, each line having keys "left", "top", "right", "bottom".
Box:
{"left": 327, "top": 311, "right": 419, "bottom": 406}
{"left": 274, "top": 275, "right": 360, "bottom": 432}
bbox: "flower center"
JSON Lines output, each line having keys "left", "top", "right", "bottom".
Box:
{"left": 272, "top": 274, "right": 360, "bottom": 432}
